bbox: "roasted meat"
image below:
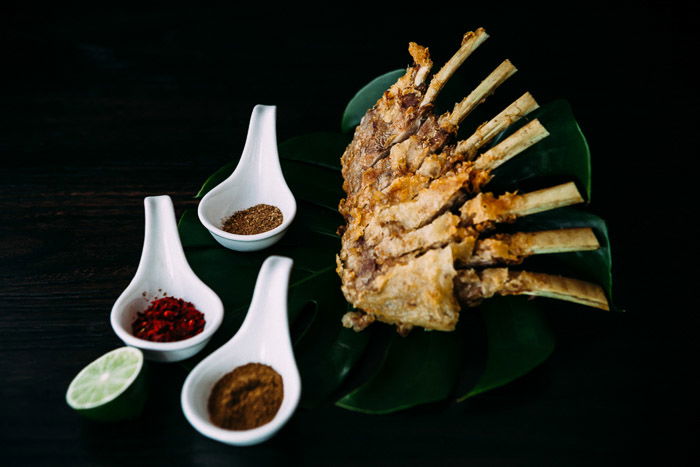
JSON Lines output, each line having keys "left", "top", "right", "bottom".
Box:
{"left": 336, "top": 29, "right": 610, "bottom": 333}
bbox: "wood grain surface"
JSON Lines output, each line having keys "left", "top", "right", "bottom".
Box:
{"left": 1, "top": 3, "right": 697, "bottom": 466}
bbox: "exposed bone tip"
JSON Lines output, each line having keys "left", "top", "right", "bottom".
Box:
{"left": 463, "top": 27, "right": 489, "bottom": 44}
{"left": 580, "top": 293, "right": 610, "bottom": 311}
{"left": 501, "top": 59, "right": 517, "bottom": 73}
{"left": 567, "top": 183, "right": 585, "bottom": 203}
{"left": 522, "top": 91, "right": 539, "bottom": 108}
{"left": 531, "top": 119, "right": 550, "bottom": 136}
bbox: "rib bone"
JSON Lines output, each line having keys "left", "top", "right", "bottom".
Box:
{"left": 441, "top": 60, "right": 517, "bottom": 129}
{"left": 455, "top": 92, "right": 539, "bottom": 160}
{"left": 462, "top": 228, "right": 600, "bottom": 266}
{"left": 460, "top": 182, "right": 584, "bottom": 225}
{"left": 416, "top": 94, "right": 540, "bottom": 180}
{"left": 455, "top": 268, "right": 610, "bottom": 310}
{"left": 420, "top": 28, "right": 489, "bottom": 107}
{"left": 473, "top": 119, "right": 549, "bottom": 171}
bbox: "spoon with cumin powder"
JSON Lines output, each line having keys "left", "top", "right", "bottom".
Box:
{"left": 180, "top": 256, "right": 301, "bottom": 446}
{"left": 197, "top": 104, "right": 297, "bottom": 251}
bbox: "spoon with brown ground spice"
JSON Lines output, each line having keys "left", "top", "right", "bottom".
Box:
{"left": 197, "top": 104, "right": 296, "bottom": 252}
{"left": 180, "top": 256, "right": 301, "bottom": 445}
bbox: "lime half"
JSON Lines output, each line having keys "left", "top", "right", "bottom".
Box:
{"left": 66, "top": 346, "right": 148, "bottom": 421}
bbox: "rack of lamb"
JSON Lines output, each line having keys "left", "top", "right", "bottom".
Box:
{"left": 336, "top": 28, "right": 609, "bottom": 335}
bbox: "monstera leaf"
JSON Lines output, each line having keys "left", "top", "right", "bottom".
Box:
{"left": 179, "top": 69, "right": 615, "bottom": 413}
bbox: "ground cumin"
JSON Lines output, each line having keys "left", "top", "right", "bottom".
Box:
{"left": 221, "top": 204, "right": 283, "bottom": 235}
{"left": 208, "top": 362, "right": 284, "bottom": 430}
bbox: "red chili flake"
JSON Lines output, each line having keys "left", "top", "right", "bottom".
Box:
{"left": 131, "top": 296, "right": 206, "bottom": 342}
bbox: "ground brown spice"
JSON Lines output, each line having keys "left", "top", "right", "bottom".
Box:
{"left": 221, "top": 204, "right": 283, "bottom": 235}
{"left": 208, "top": 362, "right": 284, "bottom": 430}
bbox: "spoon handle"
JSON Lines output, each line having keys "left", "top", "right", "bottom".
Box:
{"left": 239, "top": 256, "right": 294, "bottom": 348}
{"left": 137, "top": 195, "right": 191, "bottom": 278}
{"left": 235, "top": 105, "right": 284, "bottom": 192}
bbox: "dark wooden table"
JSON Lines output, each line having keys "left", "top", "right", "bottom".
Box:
{"left": 2, "top": 4, "right": 697, "bottom": 466}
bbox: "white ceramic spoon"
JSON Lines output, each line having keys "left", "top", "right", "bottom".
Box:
{"left": 198, "top": 105, "right": 297, "bottom": 252}
{"left": 180, "top": 255, "right": 301, "bottom": 446}
{"left": 110, "top": 195, "right": 224, "bottom": 362}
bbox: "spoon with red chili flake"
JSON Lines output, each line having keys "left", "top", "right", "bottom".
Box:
{"left": 110, "top": 195, "right": 224, "bottom": 363}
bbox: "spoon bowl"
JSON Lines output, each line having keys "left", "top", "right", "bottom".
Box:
{"left": 198, "top": 105, "right": 296, "bottom": 252}
{"left": 110, "top": 195, "right": 224, "bottom": 362}
{"left": 181, "top": 255, "right": 301, "bottom": 446}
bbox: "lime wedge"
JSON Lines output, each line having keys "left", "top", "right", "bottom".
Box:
{"left": 66, "top": 346, "right": 148, "bottom": 421}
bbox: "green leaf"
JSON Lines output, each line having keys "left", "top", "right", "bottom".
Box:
{"left": 194, "top": 161, "right": 236, "bottom": 199}
{"left": 290, "top": 270, "right": 371, "bottom": 408}
{"left": 487, "top": 100, "right": 593, "bottom": 201}
{"left": 278, "top": 132, "right": 351, "bottom": 171}
{"left": 459, "top": 296, "right": 555, "bottom": 400}
{"left": 180, "top": 67, "right": 616, "bottom": 413}
{"left": 280, "top": 159, "right": 345, "bottom": 212}
{"left": 178, "top": 210, "right": 219, "bottom": 249}
{"left": 341, "top": 69, "right": 405, "bottom": 133}
{"left": 336, "top": 329, "right": 462, "bottom": 414}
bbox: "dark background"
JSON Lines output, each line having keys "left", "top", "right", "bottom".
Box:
{"left": 1, "top": 2, "right": 697, "bottom": 466}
